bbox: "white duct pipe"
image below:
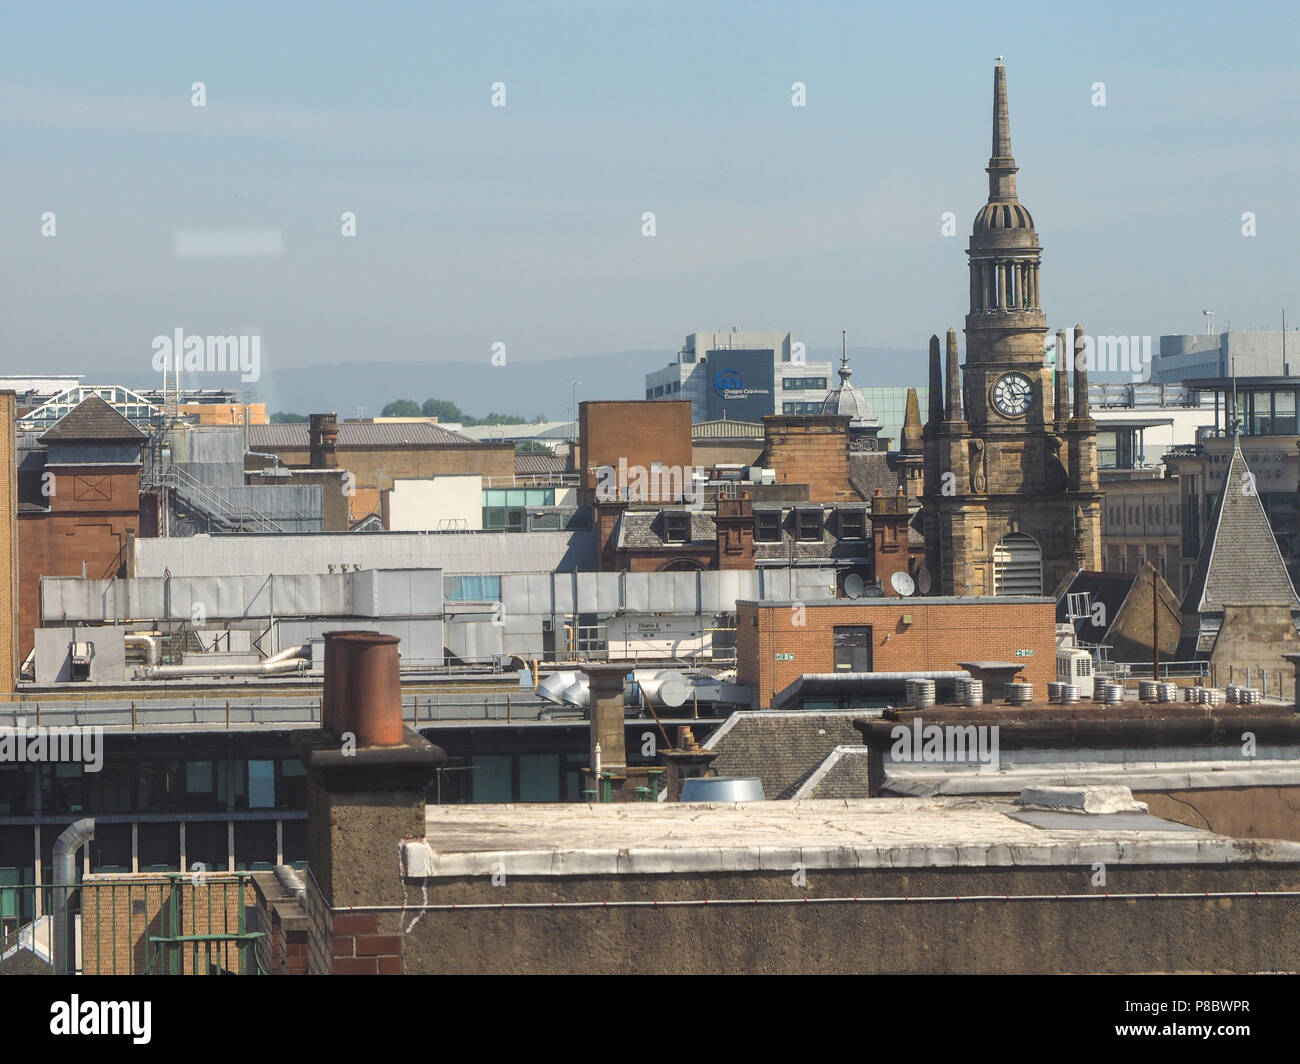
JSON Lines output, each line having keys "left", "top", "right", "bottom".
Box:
{"left": 124, "top": 633, "right": 161, "bottom": 665}
{"left": 53, "top": 818, "right": 94, "bottom": 974}
{"left": 142, "top": 646, "right": 309, "bottom": 680}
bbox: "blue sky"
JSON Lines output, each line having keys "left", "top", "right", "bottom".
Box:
{"left": 2, "top": 1, "right": 1297, "bottom": 398}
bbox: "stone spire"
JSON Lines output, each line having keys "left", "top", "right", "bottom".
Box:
{"left": 1054, "top": 329, "right": 1070, "bottom": 424}
{"left": 945, "top": 328, "right": 963, "bottom": 422}
{"left": 901, "top": 387, "right": 923, "bottom": 453}
{"left": 927, "top": 334, "right": 944, "bottom": 426}
{"left": 988, "top": 60, "right": 1018, "bottom": 203}
{"left": 1072, "top": 323, "right": 1090, "bottom": 418}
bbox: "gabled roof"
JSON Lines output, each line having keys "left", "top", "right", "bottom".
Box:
{"left": 702, "top": 710, "right": 874, "bottom": 799}
{"left": 38, "top": 395, "right": 147, "bottom": 443}
{"left": 1056, "top": 570, "right": 1140, "bottom": 642}
{"left": 1181, "top": 446, "right": 1300, "bottom": 614}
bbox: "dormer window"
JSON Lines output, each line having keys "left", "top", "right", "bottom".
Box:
{"left": 663, "top": 512, "right": 690, "bottom": 543}
{"left": 754, "top": 510, "right": 782, "bottom": 543}
{"left": 795, "top": 508, "right": 822, "bottom": 542}
{"left": 839, "top": 509, "right": 866, "bottom": 540}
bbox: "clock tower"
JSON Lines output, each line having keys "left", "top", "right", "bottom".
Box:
{"left": 922, "top": 61, "right": 1101, "bottom": 597}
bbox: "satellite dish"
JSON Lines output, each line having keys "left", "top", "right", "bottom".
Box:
{"left": 844, "top": 573, "right": 865, "bottom": 599}
{"left": 863, "top": 585, "right": 885, "bottom": 598}
{"left": 916, "top": 567, "right": 932, "bottom": 594}
{"left": 891, "top": 571, "right": 917, "bottom": 597}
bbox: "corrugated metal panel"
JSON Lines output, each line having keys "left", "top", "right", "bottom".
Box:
{"left": 648, "top": 573, "right": 675, "bottom": 612}
{"left": 594, "top": 573, "right": 621, "bottom": 613}
{"left": 624, "top": 573, "right": 650, "bottom": 613}
{"left": 552, "top": 572, "right": 574, "bottom": 614}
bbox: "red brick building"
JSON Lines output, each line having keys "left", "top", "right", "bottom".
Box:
{"left": 17, "top": 396, "right": 146, "bottom": 658}
{"left": 737, "top": 596, "right": 1056, "bottom": 708}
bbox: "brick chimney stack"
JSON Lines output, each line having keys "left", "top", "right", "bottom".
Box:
{"left": 309, "top": 413, "right": 339, "bottom": 469}
{"left": 296, "top": 631, "right": 445, "bottom": 925}
{"left": 870, "top": 489, "right": 912, "bottom": 595}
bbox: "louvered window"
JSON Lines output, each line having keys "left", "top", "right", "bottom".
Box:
{"left": 993, "top": 533, "right": 1043, "bottom": 595}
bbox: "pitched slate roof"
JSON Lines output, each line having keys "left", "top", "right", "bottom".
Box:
{"left": 514, "top": 452, "right": 568, "bottom": 475}
{"left": 1181, "top": 446, "right": 1300, "bottom": 614}
{"left": 38, "top": 395, "right": 147, "bottom": 443}
{"left": 848, "top": 451, "right": 898, "bottom": 500}
{"left": 248, "top": 421, "right": 479, "bottom": 450}
{"left": 1055, "top": 571, "right": 1138, "bottom": 642}
{"left": 790, "top": 746, "right": 873, "bottom": 799}
{"left": 616, "top": 509, "right": 716, "bottom": 549}
{"left": 702, "top": 710, "right": 874, "bottom": 799}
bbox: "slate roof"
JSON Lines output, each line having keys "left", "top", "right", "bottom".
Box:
{"left": 1055, "top": 571, "right": 1139, "bottom": 643}
{"left": 616, "top": 509, "right": 716, "bottom": 550}
{"left": 848, "top": 451, "right": 898, "bottom": 500}
{"left": 1181, "top": 446, "right": 1300, "bottom": 614}
{"left": 38, "top": 395, "right": 147, "bottom": 443}
{"left": 514, "top": 452, "right": 568, "bottom": 475}
{"left": 790, "top": 746, "right": 873, "bottom": 799}
{"left": 703, "top": 710, "right": 875, "bottom": 799}
{"left": 248, "top": 421, "right": 480, "bottom": 450}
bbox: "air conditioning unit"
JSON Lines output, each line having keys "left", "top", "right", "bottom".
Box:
{"left": 1056, "top": 648, "right": 1095, "bottom": 698}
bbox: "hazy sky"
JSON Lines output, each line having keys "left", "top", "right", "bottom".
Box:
{"left": 3, "top": 1, "right": 1298, "bottom": 395}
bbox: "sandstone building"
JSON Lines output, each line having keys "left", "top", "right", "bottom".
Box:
{"left": 922, "top": 62, "right": 1101, "bottom": 597}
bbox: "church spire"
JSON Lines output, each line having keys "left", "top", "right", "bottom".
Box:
{"left": 987, "top": 59, "right": 1018, "bottom": 203}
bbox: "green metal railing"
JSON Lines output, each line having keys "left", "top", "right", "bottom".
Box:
{"left": 0, "top": 873, "right": 264, "bottom": 975}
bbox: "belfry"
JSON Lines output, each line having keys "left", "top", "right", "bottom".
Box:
{"left": 921, "top": 61, "right": 1101, "bottom": 596}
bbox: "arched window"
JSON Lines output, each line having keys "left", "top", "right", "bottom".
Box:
{"left": 993, "top": 533, "right": 1042, "bottom": 595}
{"left": 661, "top": 558, "right": 704, "bottom": 572}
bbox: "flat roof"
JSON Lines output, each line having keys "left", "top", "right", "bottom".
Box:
{"left": 404, "top": 797, "right": 1300, "bottom": 878}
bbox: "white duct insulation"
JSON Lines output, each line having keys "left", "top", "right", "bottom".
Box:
{"left": 124, "top": 633, "right": 162, "bottom": 665}
{"left": 18, "top": 648, "right": 35, "bottom": 679}
{"left": 535, "top": 668, "right": 692, "bottom": 710}
{"left": 140, "top": 644, "right": 310, "bottom": 680}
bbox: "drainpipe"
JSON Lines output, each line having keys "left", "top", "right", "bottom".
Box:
{"left": 52, "top": 818, "right": 95, "bottom": 974}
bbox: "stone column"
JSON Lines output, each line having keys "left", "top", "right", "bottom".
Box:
{"left": 586, "top": 663, "right": 630, "bottom": 788}
{"left": 981, "top": 262, "right": 991, "bottom": 311}
{"left": 996, "top": 262, "right": 1006, "bottom": 310}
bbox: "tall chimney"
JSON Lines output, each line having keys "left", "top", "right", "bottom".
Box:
{"left": 310, "top": 413, "right": 339, "bottom": 469}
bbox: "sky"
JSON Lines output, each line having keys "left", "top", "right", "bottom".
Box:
{"left": 2, "top": 1, "right": 1298, "bottom": 403}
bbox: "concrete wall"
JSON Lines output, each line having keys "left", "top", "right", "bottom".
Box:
{"left": 385, "top": 475, "right": 483, "bottom": 531}
{"left": 390, "top": 863, "right": 1300, "bottom": 974}
{"left": 34, "top": 624, "right": 125, "bottom": 683}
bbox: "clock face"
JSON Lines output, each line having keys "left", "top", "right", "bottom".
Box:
{"left": 992, "top": 372, "right": 1034, "bottom": 417}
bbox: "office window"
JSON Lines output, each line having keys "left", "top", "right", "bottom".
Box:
{"left": 833, "top": 626, "right": 872, "bottom": 671}
{"left": 663, "top": 512, "right": 690, "bottom": 543}
{"left": 839, "top": 509, "right": 866, "bottom": 540}
{"left": 754, "top": 510, "right": 782, "bottom": 543}
{"left": 796, "top": 509, "right": 822, "bottom": 541}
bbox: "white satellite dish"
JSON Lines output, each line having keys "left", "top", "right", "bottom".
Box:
{"left": 891, "top": 571, "right": 917, "bottom": 597}
{"left": 863, "top": 585, "right": 885, "bottom": 598}
{"left": 844, "top": 573, "right": 865, "bottom": 599}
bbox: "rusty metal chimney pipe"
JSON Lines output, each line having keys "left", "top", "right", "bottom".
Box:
{"left": 339, "top": 632, "right": 405, "bottom": 747}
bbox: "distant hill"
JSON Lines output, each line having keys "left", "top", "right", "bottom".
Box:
{"left": 114, "top": 346, "right": 928, "bottom": 420}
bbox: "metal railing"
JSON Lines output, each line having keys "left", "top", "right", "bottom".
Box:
{"left": 1, "top": 873, "right": 263, "bottom": 975}
{"left": 144, "top": 465, "right": 284, "bottom": 533}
